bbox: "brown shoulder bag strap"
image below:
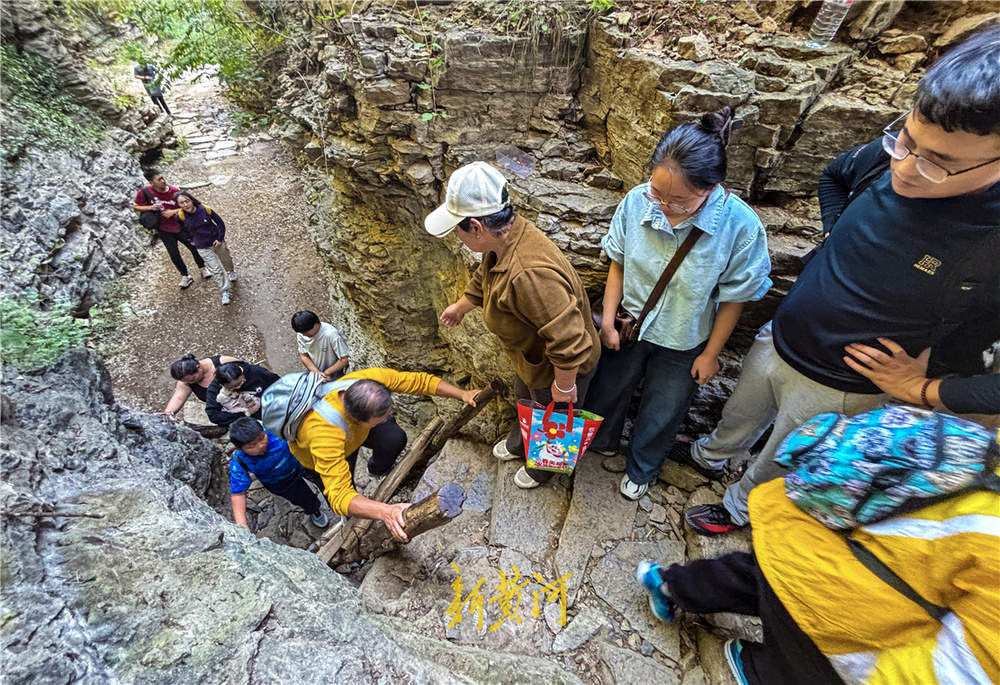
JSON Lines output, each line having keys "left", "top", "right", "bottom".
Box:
{"left": 634, "top": 227, "right": 704, "bottom": 328}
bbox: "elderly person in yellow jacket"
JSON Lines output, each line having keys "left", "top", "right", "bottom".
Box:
{"left": 635, "top": 473, "right": 999, "bottom": 685}
{"left": 288, "top": 368, "right": 478, "bottom": 541}
{"left": 426, "top": 161, "right": 600, "bottom": 490}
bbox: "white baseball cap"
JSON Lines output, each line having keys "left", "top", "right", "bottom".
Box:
{"left": 424, "top": 161, "right": 509, "bottom": 237}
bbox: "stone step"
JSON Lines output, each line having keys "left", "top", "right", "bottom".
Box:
{"left": 589, "top": 539, "right": 685, "bottom": 661}
{"left": 489, "top": 459, "right": 569, "bottom": 563}
{"left": 553, "top": 453, "right": 636, "bottom": 607}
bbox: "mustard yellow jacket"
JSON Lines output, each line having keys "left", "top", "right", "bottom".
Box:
{"left": 749, "top": 476, "right": 999, "bottom": 685}
{"left": 288, "top": 368, "right": 440, "bottom": 516}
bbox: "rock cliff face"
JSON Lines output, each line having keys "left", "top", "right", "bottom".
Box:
{"left": 1, "top": 0, "right": 175, "bottom": 313}
{"left": 266, "top": 0, "right": 989, "bottom": 434}
{"left": 0, "top": 350, "right": 586, "bottom": 684}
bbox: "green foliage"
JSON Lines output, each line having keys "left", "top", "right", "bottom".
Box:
{"left": 0, "top": 45, "right": 105, "bottom": 161}
{"left": 62, "top": 0, "right": 286, "bottom": 108}
{"left": 1, "top": 294, "right": 89, "bottom": 371}
{"left": 160, "top": 135, "right": 190, "bottom": 165}
{"left": 229, "top": 109, "right": 272, "bottom": 135}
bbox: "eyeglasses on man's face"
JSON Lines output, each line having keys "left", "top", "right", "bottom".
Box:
{"left": 882, "top": 111, "right": 1000, "bottom": 184}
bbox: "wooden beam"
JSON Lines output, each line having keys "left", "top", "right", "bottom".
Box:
{"left": 331, "top": 484, "right": 466, "bottom": 566}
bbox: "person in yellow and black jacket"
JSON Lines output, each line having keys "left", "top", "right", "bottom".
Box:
{"left": 287, "top": 368, "right": 478, "bottom": 541}
{"left": 636, "top": 450, "right": 999, "bottom": 685}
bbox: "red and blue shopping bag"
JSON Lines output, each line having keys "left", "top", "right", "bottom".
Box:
{"left": 517, "top": 400, "right": 604, "bottom": 474}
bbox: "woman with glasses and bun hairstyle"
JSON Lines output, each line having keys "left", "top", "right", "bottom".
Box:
{"left": 586, "top": 106, "right": 773, "bottom": 502}
{"left": 163, "top": 353, "right": 239, "bottom": 422}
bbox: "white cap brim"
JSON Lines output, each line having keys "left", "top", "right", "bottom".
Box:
{"left": 424, "top": 202, "right": 465, "bottom": 237}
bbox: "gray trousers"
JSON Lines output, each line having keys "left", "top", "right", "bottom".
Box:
{"left": 691, "top": 322, "right": 888, "bottom": 525}
{"left": 197, "top": 242, "right": 234, "bottom": 293}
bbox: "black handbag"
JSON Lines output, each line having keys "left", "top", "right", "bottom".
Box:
{"left": 138, "top": 186, "right": 161, "bottom": 231}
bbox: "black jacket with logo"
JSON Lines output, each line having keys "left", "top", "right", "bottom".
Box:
{"left": 772, "top": 138, "right": 1000, "bottom": 411}
{"left": 205, "top": 362, "right": 280, "bottom": 427}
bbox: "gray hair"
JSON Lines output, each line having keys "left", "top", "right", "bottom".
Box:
{"left": 342, "top": 380, "right": 393, "bottom": 421}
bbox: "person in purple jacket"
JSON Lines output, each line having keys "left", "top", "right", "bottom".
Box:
{"left": 174, "top": 191, "right": 238, "bottom": 305}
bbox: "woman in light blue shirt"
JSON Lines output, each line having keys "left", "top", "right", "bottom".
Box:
{"left": 586, "top": 107, "right": 773, "bottom": 501}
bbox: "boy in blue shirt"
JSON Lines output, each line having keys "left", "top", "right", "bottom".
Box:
{"left": 228, "top": 417, "right": 330, "bottom": 530}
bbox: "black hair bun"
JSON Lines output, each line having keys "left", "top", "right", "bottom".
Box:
{"left": 699, "top": 106, "right": 734, "bottom": 134}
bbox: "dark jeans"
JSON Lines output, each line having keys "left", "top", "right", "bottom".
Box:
{"left": 149, "top": 93, "right": 171, "bottom": 115}
{"left": 504, "top": 367, "right": 596, "bottom": 483}
{"left": 663, "top": 552, "right": 844, "bottom": 685}
{"left": 263, "top": 470, "right": 323, "bottom": 516}
{"left": 346, "top": 416, "right": 407, "bottom": 478}
{"left": 586, "top": 339, "right": 706, "bottom": 484}
{"left": 159, "top": 229, "right": 205, "bottom": 277}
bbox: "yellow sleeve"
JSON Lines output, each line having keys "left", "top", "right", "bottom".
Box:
{"left": 302, "top": 418, "right": 358, "bottom": 517}
{"left": 363, "top": 368, "right": 441, "bottom": 396}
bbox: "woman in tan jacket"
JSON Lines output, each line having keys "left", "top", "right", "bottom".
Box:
{"left": 427, "top": 161, "right": 600, "bottom": 489}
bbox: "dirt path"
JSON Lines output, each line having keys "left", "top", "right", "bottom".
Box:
{"left": 103, "top": 74, "right": 332, "bottom": 418}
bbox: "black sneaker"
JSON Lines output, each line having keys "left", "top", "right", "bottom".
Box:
{"left": 669, "top": 441, "right": 726, "bottom": 481}
{"left": 684, "top": 503, "right": 745, "bottom": 535}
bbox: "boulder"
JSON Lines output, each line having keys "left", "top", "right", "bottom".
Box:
{"left": 677, "top": 33, "right": 713, "bottom": 62}
{"left": 932, "top": 13, "right": 999, "bottom": 47}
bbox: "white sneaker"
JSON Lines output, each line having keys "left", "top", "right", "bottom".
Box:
{"left": 179, "top": 275, "right": 194, "bottom": 288}
{"left": 310, "top": 511, "right": 330, "bottom": 528}
{"left": 201, "top": 267, "right": 212, "bottom": 279}
{"left": 227, "top": 271, "right": 238, "bottom": 282}
{"left": 221, "top": 290, "right": 231, "bottom": 305}
{"left": 492, "top": 440, "right": 522, "bottom": 461}
{"left": 514, "top": 466, "right": 541, "bottom": 489}
{"left": 619, "top": 475, "right": 648, "bottom": 500}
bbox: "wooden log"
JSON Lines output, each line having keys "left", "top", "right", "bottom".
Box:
{"left": 372, "top": 379, "right": 506, "bottom": 505}
{"left": 314, "top": 416, "right": 446, "bottom": 564}
{"left": 332, "top": 484, "right": 465, "bottom": 566}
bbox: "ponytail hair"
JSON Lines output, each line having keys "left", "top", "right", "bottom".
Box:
{"left": 216, "top": 361, "right": 245, "bottom": 385}
{"left": 170, "top": 354, "right": 200, "bottom": 380}
{"left": 648, "top": 106, "right": 736, "bottom": 191}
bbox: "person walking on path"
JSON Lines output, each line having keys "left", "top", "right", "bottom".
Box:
{"left": 175, "top": 191, "right": 238, "bottom": 305}
{"left": 286, "top": 368, "right": 479, "bottom": 541}
{"left": 206, "top": 361, "right": 280, "bottom": 427}
{"left": 683, "top": 27, "right": 1000, "bottom": 536}
{"left": 162, "top": 353, "right": 239, "bottom": 421}
{"left": 427, "top": 161, "right": 600, "bottom": 490}
{"left": 291, "top": 310, "right": 351, "bottom": 381}
{"left": 228, "top": 417, "right": 330, "bottom": 531}
{"left": 133, "top": 62, "right": 170, "bottom": 115}
{"left": 585, "top": 106, "right": 772, "bottom": 502}
{"left": 132, "top": 169, "right": 209, "bottom": 289}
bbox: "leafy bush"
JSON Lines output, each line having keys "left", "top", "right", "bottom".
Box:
{"left": 63, "top": 0, "right": 287, "bottom": 110}
{"left": 1, "top": 294, "right": 89, "bottom": 371}
{"left": 0, "top": 45, "right": 105, "bottom": 161}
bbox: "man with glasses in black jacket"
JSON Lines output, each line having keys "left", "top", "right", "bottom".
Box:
{"left": 683, "top": 26, "right": 1000, "bottom": 536}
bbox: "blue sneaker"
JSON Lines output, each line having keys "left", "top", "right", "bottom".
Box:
{"left": 636, "top": 560, "right": 676, "bottom": 623}
{"left": 724, "top": 639, "right": 750, "bottom": 685}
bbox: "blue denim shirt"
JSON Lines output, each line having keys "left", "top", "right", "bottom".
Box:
{"left": 602, "top": 183, "right": 772, "bottom": 350}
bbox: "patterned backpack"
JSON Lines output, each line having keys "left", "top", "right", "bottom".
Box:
{"left": 775, "top": 405, "right": 1000, "bottom": 530}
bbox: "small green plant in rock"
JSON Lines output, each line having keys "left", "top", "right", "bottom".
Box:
{"left": 160, "top": 136, "right": 190, "bottom": 166}
{"left": 0, "top": 45, "right": 105, "bottom": 161}
{"left": 1, "top": 294, "right": 89, "bottom": 372}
